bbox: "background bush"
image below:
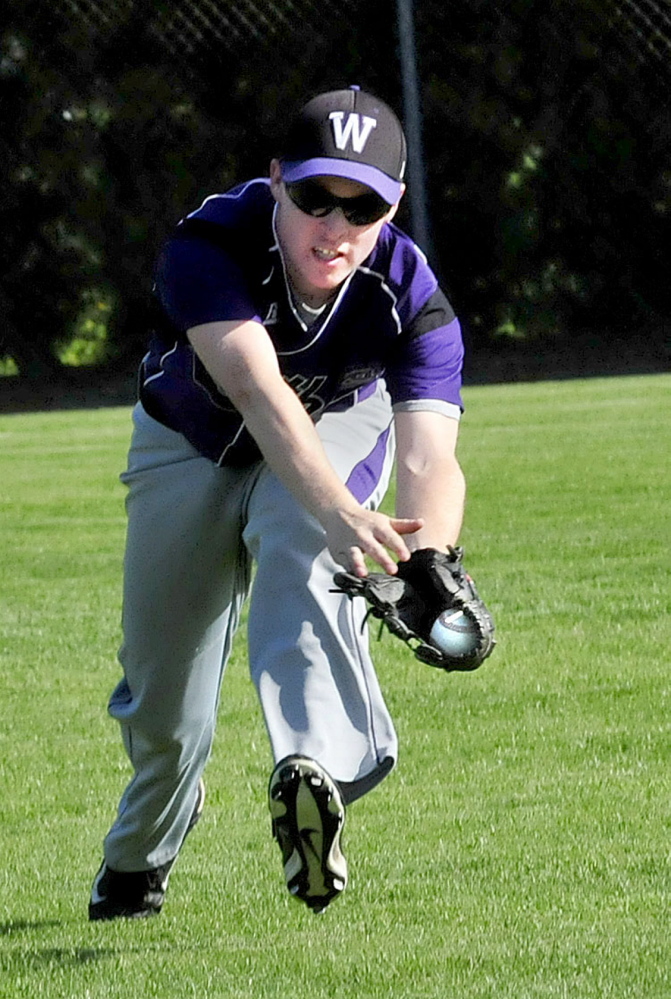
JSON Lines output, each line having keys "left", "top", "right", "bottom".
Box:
{"left": 1, "top": 0, "right": 669, "bottom": 380}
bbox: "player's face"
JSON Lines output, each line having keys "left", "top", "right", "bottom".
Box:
{"left": 270, "top": 159, "right": 400, "bottom": 305}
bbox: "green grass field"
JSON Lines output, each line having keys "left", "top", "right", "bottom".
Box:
{"left": 0, "top": 374, "right": 669, "bottom": 998}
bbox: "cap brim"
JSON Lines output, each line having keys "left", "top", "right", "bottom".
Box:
{"left": 281, "top": 158, "right": 403, "bottom": 205}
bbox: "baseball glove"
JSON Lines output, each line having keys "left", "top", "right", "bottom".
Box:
{"left": 333, "top": 546, "right": 496, "bottom": 672}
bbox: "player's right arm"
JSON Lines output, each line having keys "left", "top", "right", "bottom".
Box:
{"left": 187, "top": 320, "right": 422, "bottom": 576}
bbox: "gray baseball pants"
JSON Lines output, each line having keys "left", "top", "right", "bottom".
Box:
{"left": 102, "top": 384, "right": 398, "bottom": 871}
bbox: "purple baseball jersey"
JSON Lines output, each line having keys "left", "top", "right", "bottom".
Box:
{"left": 140, "top": 179, "right": 464, "bottom": 465}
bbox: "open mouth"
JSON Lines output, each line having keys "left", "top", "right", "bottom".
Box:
{"left": 313, "top": 247, "right": 341, "bottom": 262}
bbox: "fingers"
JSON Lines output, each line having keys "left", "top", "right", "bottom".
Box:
{"left": 362, "top": 540, "right": 398, "bottom": 576}
{"left": 335, "top": 544, "right": 391, "bottom": 578}
{"left": 348, "top": 547, "right": 368, "bottom": 578}
{"left": 327, "top": 512, "right": 424, "bottom": 577}
{"left": 388, "top": 518, "right": 424, "bottom": 542}
{"left": 350, "top": 517, "right": 425, "bottom": 577}
{"left": 374, "top": 517, "right": 423, "bottom": 568}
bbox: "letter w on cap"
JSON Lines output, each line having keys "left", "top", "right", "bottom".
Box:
{"left": 329, "top": 112, "right": 377, "bottom": 153}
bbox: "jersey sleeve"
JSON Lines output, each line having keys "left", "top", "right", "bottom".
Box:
{"left": 154, "top": 234, "right": 264, "bottom": 332}
{"left": 386, "top": 287, "right": 465, "bottom": 418}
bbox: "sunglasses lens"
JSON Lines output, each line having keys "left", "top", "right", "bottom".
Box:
{"left": 286, "top": 182, "right": 333, "bottom": 217}
{"left": 286, "top": 181, "right": 390, "bottom": 226}
{"left": 342, "top": 194, "right": 389, "bottom": 225}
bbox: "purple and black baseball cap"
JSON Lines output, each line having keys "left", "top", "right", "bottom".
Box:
{"left": 280, "top": 86, "right": 407, "bottom": 206}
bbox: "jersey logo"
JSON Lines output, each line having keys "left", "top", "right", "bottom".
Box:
{"left": 285, "top": 374, "right": 328, "bottom": 416}
{"left": 329, "top": 112, "right": 377, "bottom": 154}
{"left": 339, "top": 365, "right": 383, "bottom": 391}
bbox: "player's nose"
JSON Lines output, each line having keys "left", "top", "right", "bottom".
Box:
{"left": 320, "top": 207, "right": 350, "bottom": 239}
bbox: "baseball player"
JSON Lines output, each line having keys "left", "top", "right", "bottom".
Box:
{"left": 89, "top": 86, "right": 494, "bottom": 921}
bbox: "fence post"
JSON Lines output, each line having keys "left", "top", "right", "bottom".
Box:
{"left": 395, "top": 0, "right": 433, "bottom": 261}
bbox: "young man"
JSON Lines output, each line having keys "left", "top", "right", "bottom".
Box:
{"left": 89, "top": 86, "right": 466, "bottom": 919}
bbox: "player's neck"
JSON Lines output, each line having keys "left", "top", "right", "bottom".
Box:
{"left": 286, "top": 273, "right": 338, "bottom": 313}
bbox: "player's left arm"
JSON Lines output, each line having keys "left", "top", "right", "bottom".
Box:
{"left": 335, "top": 408, "right": 495, "bottom": 670}
{"left": 393, "top": 409, "right": 465, "bottom": 552}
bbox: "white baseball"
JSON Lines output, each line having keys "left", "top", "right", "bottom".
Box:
{"left": 429, "top": 609, "right": 478, "bottom": 657}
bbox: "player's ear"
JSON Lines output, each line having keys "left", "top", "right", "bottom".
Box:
{"left": 269, "top": 159, "right": 283, "bottom": 202}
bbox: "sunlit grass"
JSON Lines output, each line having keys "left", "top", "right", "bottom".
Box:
{"left": 0, "top": 375, "right": 669, "bottom": 998}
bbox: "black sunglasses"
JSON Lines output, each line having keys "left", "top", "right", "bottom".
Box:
{"left": 285, "top": 179, "right": 391, "bottom": 226}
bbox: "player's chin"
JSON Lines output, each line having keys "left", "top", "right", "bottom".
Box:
{"left": 307, "top": 257, "right": 352, "bottom": 290}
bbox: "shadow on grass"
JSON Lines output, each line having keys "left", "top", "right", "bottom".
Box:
{"left": 0, "top": 948, "right": 118, "bottom": 976}
{"left": 0, "top": 922, "right": 117, "bottom": 968}
{"left": 28, "top": 947, "right": 114, "bottom": 964}
{"left": 0, "top": 920, "right": 63, "bottom": 936}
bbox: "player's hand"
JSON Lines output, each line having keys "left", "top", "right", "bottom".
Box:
{"left": 322, "top": 508, "right": 423, "bottom": 577}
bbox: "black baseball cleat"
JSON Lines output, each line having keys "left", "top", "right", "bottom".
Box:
{"left": 89, "top": 777, "right": 205, "bottom": 922}
{"left": 88, "top": 862, "right": 170, "bottom": 921}
{"left": 268, "top": 756, "right": 347, "bottom": 913}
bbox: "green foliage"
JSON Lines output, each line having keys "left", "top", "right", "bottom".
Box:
{"left": 0, "top": 375, "right": 669, "bottom": 997}
{"left": 56, "top": 291, "right": 114, "bottom": 367}
{"left": 0, "top": 356, "right": 19, "bottom": 376}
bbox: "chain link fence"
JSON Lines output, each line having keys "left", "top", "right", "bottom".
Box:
{"left": 1, "top": 0, "right": 669, "bottom": 389}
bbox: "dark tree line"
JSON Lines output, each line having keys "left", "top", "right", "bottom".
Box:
{"left": 1, "top": 0, "right": 669, "bottom": 379}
